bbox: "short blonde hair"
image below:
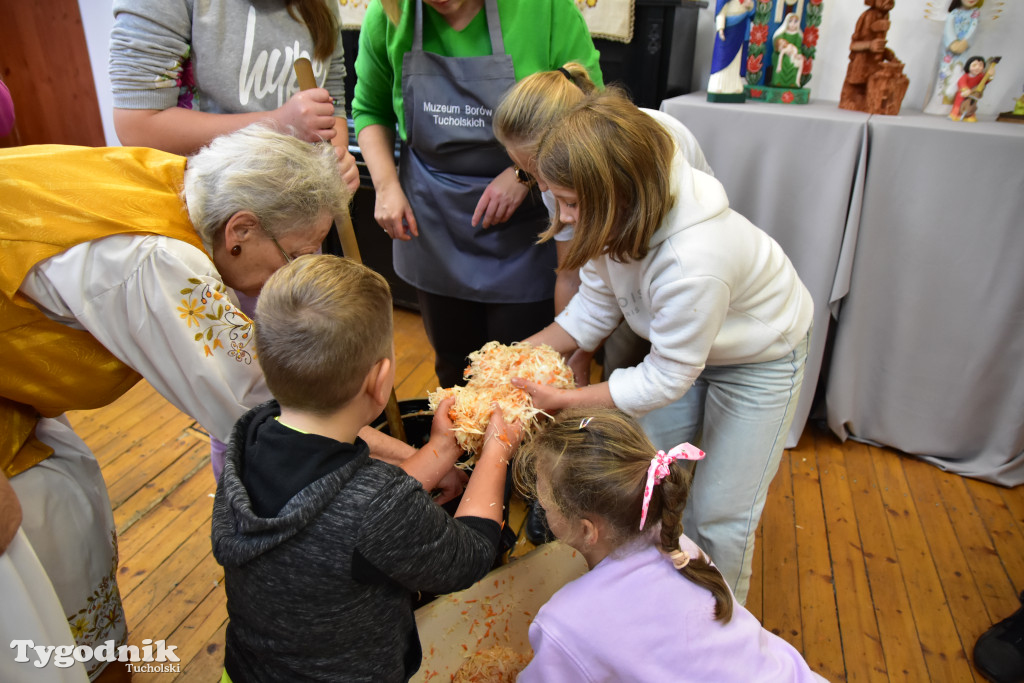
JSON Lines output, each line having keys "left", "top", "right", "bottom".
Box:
{"left": 494, "top": 62, "right": 598, "bottom": 158}
{"left": 182, "top": 124, "right": 349, "bottom": 253}
{"left": 536, "top": 89, "right": 675, "bottom": 271}
{"left": 255, "top": 255, "right": 393, "bottom": 414}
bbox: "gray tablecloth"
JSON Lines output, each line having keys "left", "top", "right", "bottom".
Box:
{"left": 826, "top": 112, "right": 1024, "bottom": 486}
{"left": 661, "top": 93, "right": 869, "bottom": 448}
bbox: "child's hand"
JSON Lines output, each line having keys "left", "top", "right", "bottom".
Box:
{"left": 427, "top": 397, "right": 463, "bottom": 461}
{"left": 511, "top": 377, "right": 572, "bottom": 414}
{"left": 483, "top": 405, "right": 524, "bottom": 462}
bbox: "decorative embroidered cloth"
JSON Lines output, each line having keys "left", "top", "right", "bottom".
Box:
{"left": 338, "top": 0, "right": 636, "bottom": 43}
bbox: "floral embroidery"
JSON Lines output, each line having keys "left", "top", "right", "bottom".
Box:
{"left": 179, "top": 278, "right": 256, "bottom": 363}
{"left": 65, "top": 531, "right": 127, "bottom": 678}
{"left": 177, "top": 46, "right": 197, "bottom": 109}
{"left": 178, "top": 297, "right": 206, "bottom": 328}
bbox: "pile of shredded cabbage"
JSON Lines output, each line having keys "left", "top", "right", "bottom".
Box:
{"left": 451, "top": 645, "right": 531, "bottom": 682}
{"left": 428, "top": 341, "right": 575, "bottom": 462}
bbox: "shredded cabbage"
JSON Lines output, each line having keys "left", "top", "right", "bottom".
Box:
{"left": 427, "top": 341, "right": 575, "bottom": 462}
{"left": 451, "top": 645, "right": 531, "bottom": 682}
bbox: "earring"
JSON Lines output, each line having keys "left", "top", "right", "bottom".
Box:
{"left": 230, "top": 245, "right": 241, "bottom": 256}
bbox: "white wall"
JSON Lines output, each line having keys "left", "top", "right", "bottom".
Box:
{"left": 80, "top": 0, "right": 117, "bottom": 145}
{"left": 79, "top": 0, "right": 1023, "bottom": 147}
{"left": 689, "top": 0, "right": 1020, "bottom": 116}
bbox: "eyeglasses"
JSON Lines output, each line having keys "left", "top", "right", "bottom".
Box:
{"left": 261, "top": 224, "right": 293, "bottom": 264}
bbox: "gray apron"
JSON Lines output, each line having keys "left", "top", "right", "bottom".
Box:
{"left": 395, "top": 0, "right": 555, "bottom": 303}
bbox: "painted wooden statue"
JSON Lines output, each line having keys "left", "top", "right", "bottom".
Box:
{"left": 708, "top": 0, "right": 757, "bottom": 102}
{"left": 838, "top": 0, "right": 910, "bottom": 115}
{"left": 743, "top": 0, "right": 824, "bottom": 105}
{"left": 950, "top": 55, "right": 1000, "bottom": 122}
{"left": 996, "top": 83, "right": 1024, "bottom": 124}
{"left": 922, "top": 0, "right": 1004, "bottom": 115}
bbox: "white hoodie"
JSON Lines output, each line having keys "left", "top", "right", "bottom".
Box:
{"left": 555, "top": 152, "right": 814, "bottom": 417}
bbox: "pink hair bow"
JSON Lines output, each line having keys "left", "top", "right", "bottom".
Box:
{"left": 639, "top": 443, "right": 705, "bottom": 530}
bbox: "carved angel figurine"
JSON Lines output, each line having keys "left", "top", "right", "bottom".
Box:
{"left": 922, "top": 1, "right": 1004, "bottom": 115}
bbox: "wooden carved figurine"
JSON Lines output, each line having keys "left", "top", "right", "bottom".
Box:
{"left": 922, "top": 0, "right": 1004, "bottom": 115}
{"left": 743, "top": 0, "right": 823, "bottom": 105}
{"left": 771, "top": 13, "right": 806, "bottom": 88}
{"left": 708, "top": 0, "right": 757, "bottom": 102}
{"left": 839, "top": 0, "right": 910, "bottom": 115}
{"left": 950, "top": 55, "right": 1000, "bottom": 122}
{"left": 996, "top": 83, "right": 1024, "bottom": 124}
{"left": 923, "top": 0, "right": 983, "bottom": 114}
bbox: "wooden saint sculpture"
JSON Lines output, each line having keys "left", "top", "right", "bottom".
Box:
{"left": 743, "top": 0, "right": 824, "bottom": 105}
{"left": 839, "top": 0, "right": 910, "bottom": 115}
{"left": 708, "top": 0, "right": 757, "bottom": 102}
{"left": 771, "top": 13, "right": 806, "bottom": 88}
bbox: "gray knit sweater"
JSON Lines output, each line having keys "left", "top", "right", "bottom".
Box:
{"left": 110, "top": 0, "right": 347, "bottom": 116}
{"left": 212, "top": 401, "right": 500, "bottom": 682}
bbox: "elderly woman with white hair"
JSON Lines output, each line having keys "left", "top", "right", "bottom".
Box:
{"left": 0, "top": 125, "right": 462, "bottom": 680}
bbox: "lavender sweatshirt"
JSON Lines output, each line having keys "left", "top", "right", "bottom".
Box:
{"left": 519, "top": 535, "right": 829, "bottom": 682}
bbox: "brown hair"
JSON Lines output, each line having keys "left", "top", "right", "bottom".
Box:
{"left": 494, "top": 62, "right": 599, "bottom": 159}
{"left": 948, "top": 0, "right": 984, "bottom": 10}
{"left": 255, "top": 254, "right": 393, "bottom": 414}
{"left": 514, "top": 407, "right": 733, "bottom": 623}
{"left": 535, "top": 89, "right": 675, "bottom": 271}
{"left": 287, "top": 0, "right": 339, "bottom": 62}
{"left": 379, "top": 0, "right": 402, "bottom": 25}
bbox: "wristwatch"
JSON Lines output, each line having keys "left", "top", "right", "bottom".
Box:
{"left": 512, "top": 164, "right": 535, "bottom": 187}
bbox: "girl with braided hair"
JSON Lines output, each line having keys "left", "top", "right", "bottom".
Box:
{"left": 513, "top": 407, "right": 826, "bottom": 682}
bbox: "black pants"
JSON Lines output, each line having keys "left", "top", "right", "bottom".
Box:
{"left": 416, "top": 289, "right": 555, "bottom": 388}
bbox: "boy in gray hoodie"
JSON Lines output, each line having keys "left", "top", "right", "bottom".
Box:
{"left": 212, "top": 254, "right": 518, "bottom": 682}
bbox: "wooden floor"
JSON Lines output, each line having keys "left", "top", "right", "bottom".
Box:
{"left": 67, "top": 307, "right": 1023, "bottom": 682}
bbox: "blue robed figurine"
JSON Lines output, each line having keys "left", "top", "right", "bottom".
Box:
{"left": 708, "top": 0, "right": 756, "bottom": 102}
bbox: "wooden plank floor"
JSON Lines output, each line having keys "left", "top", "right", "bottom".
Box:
{"left": 67, "top": 307, "right": 1024, "bottom": 682}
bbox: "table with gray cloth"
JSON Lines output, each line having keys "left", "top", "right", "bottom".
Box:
{"left": 660, "top": 93, "right": 869, "bottom": 448}
{"left": 826, "top": 112, "right": 1024, "bottom": 486}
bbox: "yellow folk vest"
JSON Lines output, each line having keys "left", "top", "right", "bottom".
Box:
{"left": 0, "top": 145, "right": 207, "bottom": 477}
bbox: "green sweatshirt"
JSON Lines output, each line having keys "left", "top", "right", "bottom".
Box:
{"left": 352, "top": 0, "right": 603, "bottom": 140}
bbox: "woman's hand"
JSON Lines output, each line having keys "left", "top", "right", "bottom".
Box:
{"left": 432, "top": 467, "right": 469, "bottom": 504}
{"left": 334, "top": 146, "right": 360, "bottom": 194}
{"left": 374, "top": 181, "right": 419, "bottom": 240}
{"left": 275, "top": 89, "right": 337, "bottom": 143}
{"left": 568, "top": 348, "right": 595, "bottom": 387}
{"left": 472, "top": 167, "right": 529, "bottom": 229}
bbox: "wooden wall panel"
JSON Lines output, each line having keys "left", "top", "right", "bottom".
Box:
{"left": 0, "top": 0, "right": 105, "bottom": 147}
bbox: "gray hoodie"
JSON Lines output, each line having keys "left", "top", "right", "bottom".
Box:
{"left": 212, "top": 401, "right": 500, "bottom": 682}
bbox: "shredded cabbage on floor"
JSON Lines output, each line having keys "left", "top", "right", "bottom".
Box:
{"left": 451, "top": 645, "right": 531, "bottom": 682}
